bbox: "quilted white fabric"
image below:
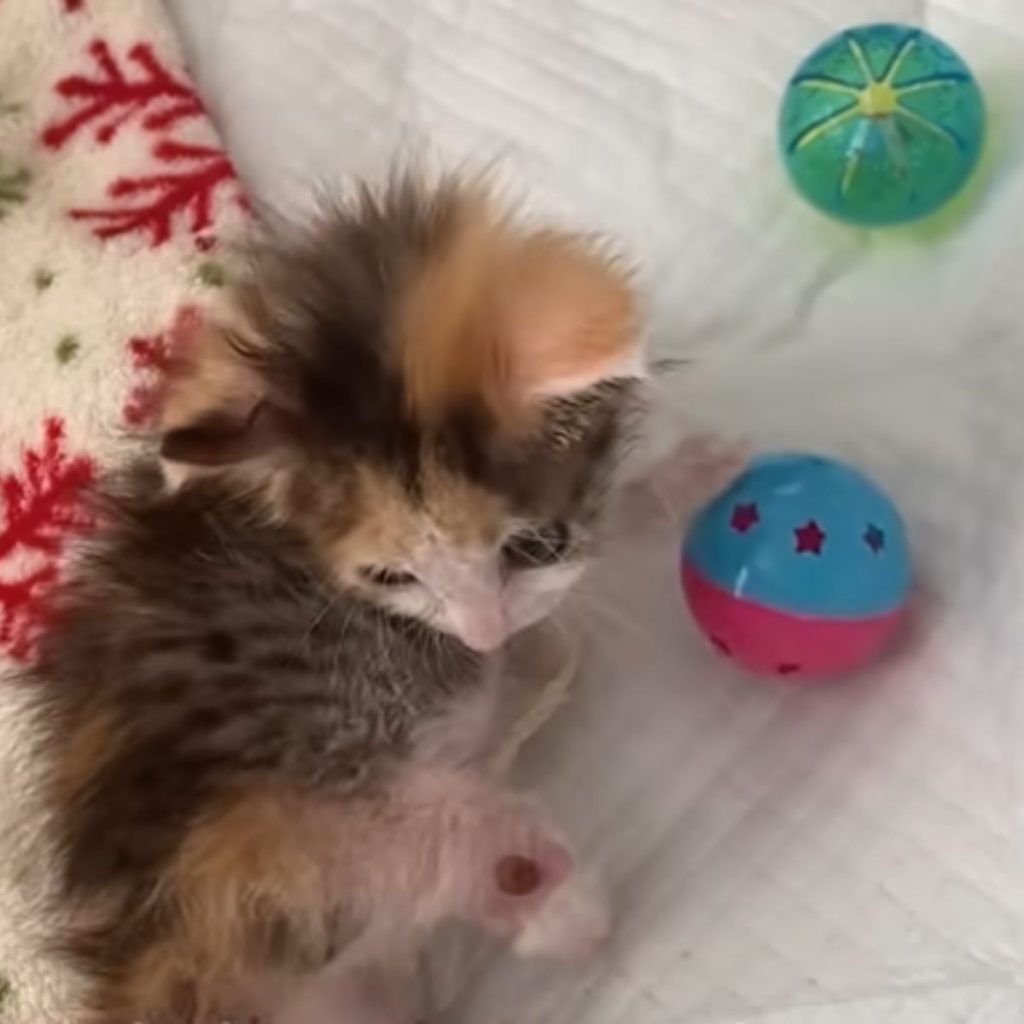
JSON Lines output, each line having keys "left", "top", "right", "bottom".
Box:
{"left": 165, "top": 1, "right": 1024, "bottom": 1021}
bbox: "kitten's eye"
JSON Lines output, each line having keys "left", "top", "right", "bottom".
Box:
{"left": 359, "top": 566, "right": 418, "bottom": 587}
{"left": 502, "top": 521, "right": 572, "bottom": 569}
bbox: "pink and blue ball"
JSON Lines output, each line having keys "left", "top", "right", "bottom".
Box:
{"left": 682, "top": 454, "right": 910, "bottom": 680}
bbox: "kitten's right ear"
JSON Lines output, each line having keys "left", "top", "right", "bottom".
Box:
{"left": 160, "top": 401, "right": 293, "bottom": 467}
{"left": 158, "top": 321, "right": 293, "bottom": 477}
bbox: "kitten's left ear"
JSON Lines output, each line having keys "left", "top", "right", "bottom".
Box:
{"left": 493, "top": 232, "right": 643, "bottom": 404}
{"left": 402, "top": 213, "right": 642, "bottom": 429}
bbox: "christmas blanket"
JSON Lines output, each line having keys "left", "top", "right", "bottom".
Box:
{"left": 0, "top": 1, "right": 248, "bottom": 1020}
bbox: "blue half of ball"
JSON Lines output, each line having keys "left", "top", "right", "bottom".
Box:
{"left": 684, "top": 453, "right": 911, "bottom": 618}
{"left": 779, "top": 23, "right": 985, "bottom": 225}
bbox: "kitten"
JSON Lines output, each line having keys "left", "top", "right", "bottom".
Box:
{"left": 23, "top": 175, "right": 643, "bottom": 1024}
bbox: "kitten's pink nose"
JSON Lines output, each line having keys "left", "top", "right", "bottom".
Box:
{"left": 456, "top": 613, "right": 506, "bottom": 652}
{"left": 458, "top": 618, "right": 505, "bottom": 651}
{"left": 434, "top": 557, "right": 507, "bottom": 650}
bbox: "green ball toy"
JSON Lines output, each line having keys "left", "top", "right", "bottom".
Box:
{"left": 778, "top": 23, "right": 985, "bottom": 226}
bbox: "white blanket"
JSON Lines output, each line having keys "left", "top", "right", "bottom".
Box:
{"left": 69, "top": 0, "right": 1024, "bottom": 1019}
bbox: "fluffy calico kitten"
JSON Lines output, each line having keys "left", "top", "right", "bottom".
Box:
{"left": 24, "top": 176, "right": 642, "bottom": 1024}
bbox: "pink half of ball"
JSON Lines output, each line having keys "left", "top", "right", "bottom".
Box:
{"left": 682, "top": 562, "right": 905, "bottom": 680}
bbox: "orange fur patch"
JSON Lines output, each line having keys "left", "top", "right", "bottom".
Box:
{"left": 167, "top": 787, "right": 342, "bottom": 971}
{"left": 328, "top": 461, "right": 506, "bottom": 571}
{"left": 72, "top": 788, "right": 355, "bottom": 1023}
{"left": 398, "top": 192, "right": 508, "bottom": 425}
{"left": 92, "top": 938, "right": 198, "bottom": 1024}
{"left": 399, "top": 193, "right": 637, "bottom": 429}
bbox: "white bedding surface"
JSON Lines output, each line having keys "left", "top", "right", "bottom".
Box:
{"left": 165, "top": 1, "right": 1024, "bottom": 1021}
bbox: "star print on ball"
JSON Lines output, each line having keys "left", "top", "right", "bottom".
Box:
{"left": 779, "top": 23, "right": 985, "bottom": 225}
{"left": 681, "top": 453, "right": 911, "bottom": 680}
{"left": 864, "top": 523, "right": 885, "bottom": 553}
{"left": 794, "top": 519, "right": 825, "bottom": 555}
{"left": 730, "top": 502, "right": 759, "bottom": 533}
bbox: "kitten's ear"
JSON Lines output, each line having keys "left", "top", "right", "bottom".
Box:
{"left": 159, "top": 321, "right": 293, "bottom": 474}
{"left": 160, "top": 401, "right": 293, "bottom": 467}
{"left": 402, "top": 211, "right": 641, "bottom": 428}
{"left": 493, "top": 232, "right": 642, "bottom": 403}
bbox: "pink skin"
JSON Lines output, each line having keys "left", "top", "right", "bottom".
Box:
{"left": 273, "top": 768, "right": 608, "bottom": 1024}
{"left": 360, "top": 768, "right": 607, "bottom": 957}
{"left": 274, "top": 961, "right": 420, "bottom": 1024}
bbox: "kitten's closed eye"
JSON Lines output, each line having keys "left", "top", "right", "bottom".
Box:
{"left": 503, "top": 521, "right": 572, "bottom": 569}
{"left": 360, "top": 566, "right": 419, "bottom": 587}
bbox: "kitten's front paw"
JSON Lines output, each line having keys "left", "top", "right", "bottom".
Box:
{"left": 512, "top": 867, "right": 610, "bottom": 962}
{"left": 615, "top": 434, "right": 750, "bottom": 531}
{"left": 650, "top": 435, "right": 749, "bottom": 509}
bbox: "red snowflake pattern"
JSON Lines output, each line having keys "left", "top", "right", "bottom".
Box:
{"left": 123, "top": 334, "right": 171, "bottom": 428}
{"left": 71, "top": 139, "right": 249, "bottom": 246}
{"left": 42, "top": 40, "right": 202, "bottom": 149}
{"left": 0, "top": 419, "right": 95, "bottom": 661}
{"left": 124, "top": 305, "right": 200, "bottom": 427}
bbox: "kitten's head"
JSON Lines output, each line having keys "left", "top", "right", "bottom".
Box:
{"left": 160, "top": 177, "right": 643, "bottom": 651}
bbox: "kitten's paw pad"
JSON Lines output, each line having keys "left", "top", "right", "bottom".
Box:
{"left": 512, "top": 869, "right": 610, "bottom": 962}
{"left": 482, "top": 836, "right": 572, "bottom": 928}
{"left": 495, "top": 853, "right": 546, "bottom": 896}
